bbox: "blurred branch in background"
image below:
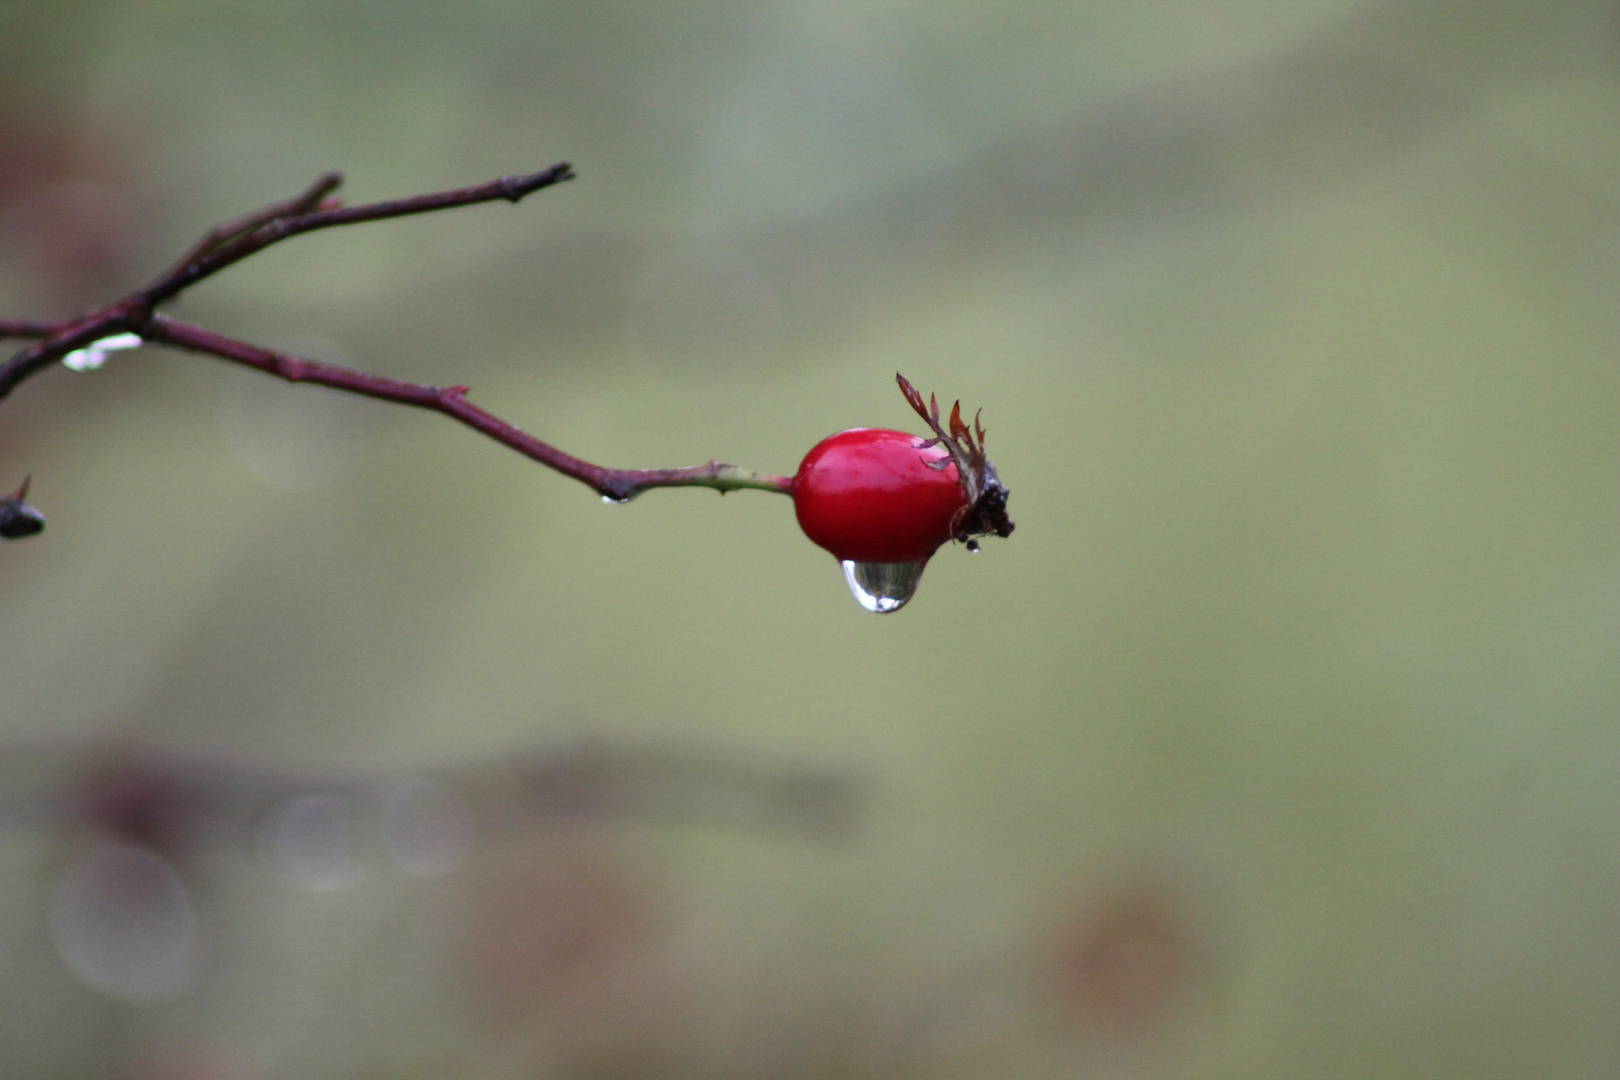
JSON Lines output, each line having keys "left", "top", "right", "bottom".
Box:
{"left": 0, "top": 734, "right": 868, "bottom": 1002}
{"left": 0, "top": 733, "right": 869, "bottom": 849}
{"left": 0, "top": 164, "right": 794, "bottom": 530}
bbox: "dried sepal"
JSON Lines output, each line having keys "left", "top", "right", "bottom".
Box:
{"left": 895, "top": 373, "right": 1014, "bottom": 544}
{"left": 897, "top": 374, "right": 929, "bottom": 418}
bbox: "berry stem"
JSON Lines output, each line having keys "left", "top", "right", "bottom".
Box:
{"left": 143, "top": 316, "right": 794, "bottom": 502}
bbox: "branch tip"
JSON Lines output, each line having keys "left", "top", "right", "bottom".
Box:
{"left": 500, "top": 163, "right": 576, "bottom": 203}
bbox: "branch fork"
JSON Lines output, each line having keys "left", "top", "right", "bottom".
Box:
{"left": 0, "top": 164, "right": 793, "bottom": 536}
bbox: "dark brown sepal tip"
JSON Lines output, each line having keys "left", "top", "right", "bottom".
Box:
{"left": 895, "top": 373, "right": 1015, "bottom": 546}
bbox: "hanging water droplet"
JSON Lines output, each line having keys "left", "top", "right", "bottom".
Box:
{"left": 601, "top": 494, "right": 635, "bottom": 505}
{"left": 841, "top": 559, "right": 925, "bottom": 613}
{"left": 966, "top": 539, "right": 980, "bottom": 553}
{"left": 61, "top": 332, "right": 142, "bottom": 372}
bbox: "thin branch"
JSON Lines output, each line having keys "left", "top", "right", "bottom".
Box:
{"left": 0, "top": 164, "right": 797, "bottom": 508}
{"left": 157, "top": 170, "right": 344, "bottom": 281}
{"left": 0, "top": 319, "right": 62, "bottom": 340}
{"left": 140, "top": 163, "right": 576, "bottom": 307}
{"left": 0, "top": 310, "right": 139, "bottom": 397}
{"left": 143, "top": 315, "right": 793, "bottom": 501}
{"left": 1, "top": 168, "right": 576, "bottom": 398}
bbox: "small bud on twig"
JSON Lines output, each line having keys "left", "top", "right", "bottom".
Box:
{"left": 0, "top": 476, "right": 44, "bottom": 539}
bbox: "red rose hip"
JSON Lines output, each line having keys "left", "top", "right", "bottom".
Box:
{"left": 793, "top": 428, "right": 965, "bottom": 564}
{"left": 791, "top": 376, "right": 1015, "bottom": 613}
{"left": 793, "top": 428, "right": 966, "bottom": 613}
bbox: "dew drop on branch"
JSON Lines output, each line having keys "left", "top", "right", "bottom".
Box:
{"left": 60, "top": 332, "right": 142, "bottom": 372}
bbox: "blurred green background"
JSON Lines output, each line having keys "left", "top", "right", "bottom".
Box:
{"left": 3, "top": 1, "right": 1620, "bottom": 1077}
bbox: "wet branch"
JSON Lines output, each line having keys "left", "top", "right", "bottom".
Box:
{"left": 0, "top": 319, "right": 59, "bottom": 340}
{"left": 0, "top": 165, "right": 794, "bottom": 522}
{"left": 143, "top": 315, "right": 790, "bottom": 500}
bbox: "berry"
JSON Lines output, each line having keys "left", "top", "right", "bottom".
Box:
{"left": 792, "top": 428, "right": 966, "bottom": 563}
{"left": 791, "top": 375, "right": 1015, "bottom": 613}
